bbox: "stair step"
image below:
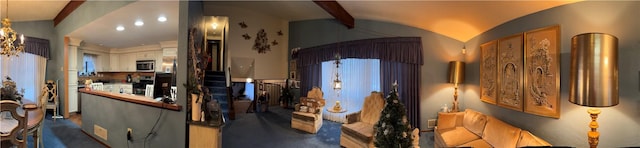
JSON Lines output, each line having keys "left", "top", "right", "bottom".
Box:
{"left": 205, "top": 71, "right": 225, "bottom": 75}
{"left": 204, "top": 81, "right": 226, "bottom": 86}
{"left": 205, "top": 77, "right": 225, "bottom": 81}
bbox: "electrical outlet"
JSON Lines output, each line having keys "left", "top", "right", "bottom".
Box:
{"left": 127, "top": 128, "right": 133, "bottom": 141}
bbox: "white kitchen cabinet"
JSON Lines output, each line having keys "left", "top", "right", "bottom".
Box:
{"left": 95, "top": 54, "right": 110, "bottom": 72}
{"left": 119, "top": 54, "right": 135, "bottom": 72}
{"left": 109, "top": 53, "right": 119, "bottom": 71}
{"left": 136, "top": 51, "right": 157, "bottom": 61}
{"left": 155, "top": 50, "right": 164, "bottom": 72}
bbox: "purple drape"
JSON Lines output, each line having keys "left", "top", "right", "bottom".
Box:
{"left": 296, "top": 37, "right": 423, "bottom": 129}
{"left": 296, "top": 37, "right": 423, "bottom": 67}
{"left": 381, "top": 61, "right": 421, "bottom": 129}
{"left": 298, "top": 63, "right": 321, "bottom": 100}
{"left": 14, "top": 36, "right": 50, "bottom": 59}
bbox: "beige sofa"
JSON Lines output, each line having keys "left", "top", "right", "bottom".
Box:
{"left": 435, "top": 109, "right": 551, "bottom": 148}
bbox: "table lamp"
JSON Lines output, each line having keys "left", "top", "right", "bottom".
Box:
{"left": 569, "top": 33, "right": 619, "bottom": 148}
{"left": 448, "top": 61, "right": 465, "bottom": 112}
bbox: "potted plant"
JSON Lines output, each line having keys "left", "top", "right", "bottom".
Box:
{"left": 1, "top": 77, "right": 23, "bottom": 102}
{"left": 1, "top": 77, "right": 24, "bottom": 119}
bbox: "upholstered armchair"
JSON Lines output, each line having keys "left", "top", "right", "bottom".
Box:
{"left": 340, "top": 91, "right": 385, "bottom": 148}
{"left": 291, "top": 87, "right": 326, "bottom": 134}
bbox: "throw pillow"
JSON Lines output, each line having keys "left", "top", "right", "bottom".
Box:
{"left": 437, "top": 112, "right": 457, "bottom": 129}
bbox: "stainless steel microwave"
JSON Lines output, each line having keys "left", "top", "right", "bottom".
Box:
{"left": 136, "top": 60, "right": 155, "bottom": 71}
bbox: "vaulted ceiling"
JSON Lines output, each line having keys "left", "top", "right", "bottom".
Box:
{"left": 11, "top": 1, "right": 579, "bottom": 48}
{"left": 209, "top": 1, "right": 579, "bottom": 42}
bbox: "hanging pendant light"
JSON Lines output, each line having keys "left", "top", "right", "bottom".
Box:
{"left": 333, "top": 53, "right": 342, "bottom": 90}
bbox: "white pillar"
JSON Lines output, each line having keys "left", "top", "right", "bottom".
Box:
{"left": 68, "top": 38, "right": 82, "bottom": 113}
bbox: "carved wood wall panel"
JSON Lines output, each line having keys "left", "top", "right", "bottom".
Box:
{"left": 478, "top": 25, "right": 560, "bottom": 118}
{"left": 496, "top": 34, "right": 524, "bottom": 111}
{"left": 480, "top": 41, "right": 498, "bottom": 104}
{"left": 524, "top": 25, "right": 561, "bottom": 118}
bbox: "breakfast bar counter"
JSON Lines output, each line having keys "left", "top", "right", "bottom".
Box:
{"left": 78, "top": 89, "right": 181, "bottom": 111}
{"left": 78, "top": 89, "right": 185, "bottom": 148}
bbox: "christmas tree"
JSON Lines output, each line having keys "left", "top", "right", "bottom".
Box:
{"left": 374, "top": 82, "right": 414, "bottom": 148}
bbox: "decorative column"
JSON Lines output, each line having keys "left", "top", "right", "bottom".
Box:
{"left": 68, "top": 38, "right": 82, "bottom": 113}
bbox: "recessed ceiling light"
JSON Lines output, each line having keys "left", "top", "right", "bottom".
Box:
{"left": 135, "top": 20, "right": 144, "bottom": 26}
{"left": 116, "top": 26, "right": 125, "bottom": 31}
{"left": 158, "top": 16, "right": 167, "bottom": 22}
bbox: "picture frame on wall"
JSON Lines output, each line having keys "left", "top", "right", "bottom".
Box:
{"left": 523, "top": 25, "right": 561, "bottom": 118}
{"left": 496, "top": 33, "right": 525, "bottom": 112}
{"left": 480, "top": 40, "right": 498, "bottom": 104}
{"left": 290, "top": 60, "right": 297, "bottom": 71}
{"left": 290, "top": 71, "right": 297, "bottom": 80}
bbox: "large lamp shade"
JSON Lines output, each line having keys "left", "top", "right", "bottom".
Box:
{"left": 569, "top": 33, "right": 619, "bottom": 107}
{"left": 448, "top": 61, "right": 465, "bottom": 84}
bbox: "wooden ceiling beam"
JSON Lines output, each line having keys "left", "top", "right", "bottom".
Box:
{"left": 313, "top": 0, "right": 354, "bottom": 29}
{"left": 54, "top": 0, "right": 86, "bottom": 27}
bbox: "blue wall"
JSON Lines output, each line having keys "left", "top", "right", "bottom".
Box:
{"left": 51, "top": 1, "right": 134, "bottom": 118}
{"left": 80, "top": 93, "right": 185, "bottom": 148}
{"left": 9, "top": 1, "right": 201, "bottom": 147}
{"left": 13, "top": 20, "right": 56, "bottom": 41}
{"left": 290, "top": 19, "right": 465, "bottom": 130}
{"left": 463, "top": 1, "right": 640, "bottom": 147}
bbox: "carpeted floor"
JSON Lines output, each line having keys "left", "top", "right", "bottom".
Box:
{"left": 223, "top": 107, "right": 435, "bottom": 148}
{"left": 26, "top": 114, "right": 105, "bottom": 148}
{"left": 26, "top": 107, "right": 434, "bottom": 148}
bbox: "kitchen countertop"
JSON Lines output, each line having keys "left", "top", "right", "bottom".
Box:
{"left": 78, "top": 89, "right": 181, "bottom": 111}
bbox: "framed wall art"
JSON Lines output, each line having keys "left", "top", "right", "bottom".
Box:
{"left": 523, "top": 25, "right": 561, "bottom": 118}
{"left": 480, "top": 40, "right": 498, "bottom": 104}
{"left": 496, "top": 33, "right": 524, "bottom": 111}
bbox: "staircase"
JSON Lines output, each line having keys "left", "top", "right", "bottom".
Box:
{"left": 204, "top": 71, "right": 230, "bottom": 121}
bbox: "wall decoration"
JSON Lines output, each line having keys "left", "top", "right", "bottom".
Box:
{"left": 277, "top": 30, "right": 283, "bottom": 36}
{"left": 496, "top": 33, "right": 524, "bottom": 111}
{"left": 289, "top": 60, "right": 297, "bottom": 71}
{"left": 238, "top": 21, "right": 248, "bottom": 28}
{"left": 242, "top": 33, "right": 251, "bottom": 40}
{"left": 259, "top": 81, "right": 264, "bottom": 91}
{"left": 253, "top": 29, "right": 270, "bottom": 54}
{"left": 271, "top": 40, "right": 279, "bottom": 46}
{"left": 480, "top": 40, "right": 498, "bottom": 104}
{"left": 523, "top": 25, "right": 560, "bottom": 118}
{"left": 290, "top": 71, "right": 297, "bottom": 80}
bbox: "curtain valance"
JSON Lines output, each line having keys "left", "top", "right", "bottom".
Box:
{"left": 19, "top": 36, "right": 51, "bottom": 59}
{"left": 297, "top": 37, "right": 423, "bottom": 67}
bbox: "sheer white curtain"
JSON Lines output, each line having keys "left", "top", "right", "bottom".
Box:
{"left": 322, "top": 58, "right": 380, "bottom": 123}
{"left": 0, "top": 53, "right": 47, "bottom": 104}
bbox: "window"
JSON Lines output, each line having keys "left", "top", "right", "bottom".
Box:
{"left": 0, "top": 53, "right": 47, "bottom": 103}
{"left": 82, "top": 53, "right": 97, "bottom": 75}
{"left": 321, "top": 58, "right": 380, "bottom": 123}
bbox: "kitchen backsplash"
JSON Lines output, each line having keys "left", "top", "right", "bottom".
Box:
{"left": 79, "top": 71, "right": 155, "bottom": 84}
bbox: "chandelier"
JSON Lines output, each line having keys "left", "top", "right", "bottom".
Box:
{"left": 0, "top": 0, "right": 25, "bottom": 57}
